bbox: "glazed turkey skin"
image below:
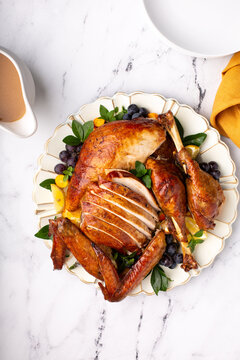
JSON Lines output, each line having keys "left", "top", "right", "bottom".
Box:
{"left": 66, "top": 118, "right": 166, "bottom": 211}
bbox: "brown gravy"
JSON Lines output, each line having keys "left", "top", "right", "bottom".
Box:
{"left": 0, "top": 53, "right": 26, "bottom": 122}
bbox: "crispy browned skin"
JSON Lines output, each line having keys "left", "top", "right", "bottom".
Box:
{"left": 49, "top": 220, "right": 67, "bottom": 270}
{"left": 81, "top": 213, "right": 140, "bottom": 253}
{"left": 81, "top": 201, "right": 147, "bottom": 249}
{"left": 98, "top": 180, "right": 158, "bottom": 219}
{"left": 146, "top": 157, "right": 188, "bottom": 242}
{"left": 93, "top": 230, "right": 166, "bottom": 302}
{"left": 152, "top": 134, "right": 176, "bottom": 162}
{"left": 81, "top": 189, "right": 151, "bottom": 238}
{"left": 176, "top": 148, "right": 225, "bottom": 230}
{"left": 182, "top": 253, "right": 198, "bottom": 272}
{"left": 49, "top": 218, "right": 103, "bottom": 280}
{"left": 66, "top": 119, "right": 166, "bottom": 211}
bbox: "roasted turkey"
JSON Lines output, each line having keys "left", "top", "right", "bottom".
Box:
{"left": 66, "top": 118, "right": 166, "bottom": 211}
{"left": 159, "top": 111, "right": 225, "bottom": 231}
{"left": 49, "top": 112, "right": 224, "bottom": 300}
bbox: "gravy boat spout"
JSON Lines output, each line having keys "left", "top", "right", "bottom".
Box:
{"left": 0, "top": 47, "right": 37, "bottom": 137}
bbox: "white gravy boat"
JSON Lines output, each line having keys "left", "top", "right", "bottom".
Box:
{"left": 0, "top": 47, "right": 37, "bottom": 137}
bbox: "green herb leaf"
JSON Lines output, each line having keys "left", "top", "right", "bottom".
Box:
{"left": 183, "top": 133, "right": 207, "bottom": 147}
{"left": 151, "top": 266, "right": 162, "bottom": 295}
{"left": 142, "top": 174, "right": 152, "bottom": 188}
{"left": 34, "top": 225, "right": 51, "bottom": 240}
{"left": 63, "top": 166, "right": 74, "bottom": 181}
{"left": 63, "top": 135, "right": 81, "bottom": 146}
{"left": 113, "top": 251, "right": 138, "bottom": 273}
{"left": 82, "top": 121, "right": 94, "bottom": 141}
{"left": 115, "top": 106, "right": 128, "bottom": 120}
{"left": 194, "top": 230, "right": 204, "bottom": 238}
{"left": 72, "top": 120, "right": 83, "bottom": 141}
{"left": 135, "top": 161, "right": 148, "bottom": 177}
{"left": 69, "top": 262, "right": 79, "bottom": 270}
{"left": 130, "top": 161, "right": 152, "bottom": 189}
{"left": 108, "top": 109, "right": 116, "bottom": 122}
{"left": 174, "top": 116, "right": 184, "bottom": 140}
{"left": 99, "top": 105, "right": 127, "bottom": 122}
{"left": 151, "top": 265, "right": 171, "bottom": 294}
{"left": 39, "top": 178, "right": 55, "bottom": 191}
{"left": 188, "top": 238, "right": 204, "bottom": 253}
{"left": 99, "top": 105, "right": 109, "bottom": 119}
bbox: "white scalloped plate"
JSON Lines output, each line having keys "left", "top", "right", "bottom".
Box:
{"left": 33, "top": 92, "right": 239, "bottom": 296}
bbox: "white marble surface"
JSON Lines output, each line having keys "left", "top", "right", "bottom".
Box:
{"left": 0, "top": 1, "right": 240, "bottom": 359}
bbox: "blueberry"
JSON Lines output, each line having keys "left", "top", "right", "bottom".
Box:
{"left": 65, "top": 144, "right": 77, "bottom": 153}
{"left": 59, "top": 150, "right": 71, "bottom": 163}
{"left": 75, "top": 144, "right": 82, "bottom": 153}
{"left": 166, "top": 243, "right": 178, "bottom": 256}
{"left": 54, "top": 163, "right": 67, "bottom": 174}
{"left": 173, "top": 253, "right": 183, "bottom": 264}
{"left": 209, "top": 161, "right": 218, "bottom": 171}
{"left": 165, "top": 234, "right": 173, "bottom": 245}
{"left": 67, "top": 157, "right": 77, "bottom": 168}
{"left": 159, "top": 254, "right": 173, "bottom": 268}
{"left": 199, "top": 162, "right": 210, "bottom": 173}
{"left": 169, "top": 262, "right": 177, "bottom": 269}
{"left": 138, "top": 107, "right": 148, "bottom": 117}
{"left": 123, "top": 113, "right": 131, "bottom": 120}
{"left": 127, "top": 104, "right": 139, "bottom": 115}
{"left": 211, "top": 170, "right": 221, "bottom": 181}
{"left": 132, "top": 112, "right": 141, "bottom": 119}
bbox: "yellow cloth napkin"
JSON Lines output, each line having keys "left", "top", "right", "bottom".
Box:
{"left": 210, "top": 52, "right": 240, "bottom": 147}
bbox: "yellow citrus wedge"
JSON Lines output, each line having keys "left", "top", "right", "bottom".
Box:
{"left": 62, "top": 208, "right": 81, "bottom": 227}
{"left": 94, "top": 118, "right": 105, "bottom": 127}
{"left": 185, "top": 216, "right": 207, "bottom": 239}
{"left": 51, "top": 184, "right": 65, "bottom": 213}
{"left": 55, "top": 174, "right": 69, "bottom": 188}
{"left": 185, "top": 216, "right": 200, "bottom": 235}
{"left": 147, "top": 112, "right": 158, "bottom": 119}
{"left": 185, "top": 145, "right": 200, "bottom": 159}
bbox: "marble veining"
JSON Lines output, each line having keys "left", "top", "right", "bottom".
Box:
{"left": 0, "top": 0, "right": 240, "bottom": 359}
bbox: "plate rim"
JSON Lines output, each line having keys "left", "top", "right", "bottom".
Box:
{"left": 33, "top": 91, "right": 239, "bottom": 296}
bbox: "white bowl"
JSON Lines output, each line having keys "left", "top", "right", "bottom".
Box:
{"left": 33, "top": 92, "right": 239, "bottom": 296}
{"left": 142, "top": 0, "right": 240, "bottom": 58}
{"left": 0, "top": 47, "right": 37, "bottom": 137}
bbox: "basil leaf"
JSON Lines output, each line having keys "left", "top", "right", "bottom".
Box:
{"left": 114, "top": 107, "right": 119, "bottom": 114}
{"left": 39, "top": 178, "right": 55, "bottom": 191}
{"left": 83, "top": 121, "right": 94, "bottom": 141}
{"left": 188, "top": 238, "right": 204, "bottom": 253}
{"left": 151, "top": 265, "right": 162, "bottom": 295}
{"left": 151, "top": 265, "right": 171, "bottom": 294}
{"left": 114, "top": 251, "right": 138, "bottom": 272}
{"left": 194, "top": 230, "right": 204, "bottom": 238}
{"left": 34, "top": 225, "right": 51, "bottom": 239}
{"left": 72, "top": 120, "right": 83, "bottom": 141}
{"left": 135, "top": 161, "right": 147, "bottom": 177}
{"left": 69, "top": 261, "right": 79, "bottom": 270}
{"left": 63, "top": 135, "right": 81, "bottom": 146}
{"left": 108, "top": 109, "right": 116, "bottom": 122}
{"left": 63, "top": 166, "right": 74, "bottom": 181}
{"left": 100, "top": 105, "right": 109, "bottom": 120}
{"left": 115, "top": 112, "right": 124, "bottom": 120}
{"left": 183, "top": 133, "right": 207, "bottom": 147}
{"left": 142, "top": 174, "right": 151, "bottom": 188}
{"left": 174, "top": 116, "right": 184, "bottom": 140}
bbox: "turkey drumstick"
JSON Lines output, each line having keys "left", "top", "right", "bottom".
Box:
{"left": 158, "top": 111, "right": 225, "bottom": 231}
